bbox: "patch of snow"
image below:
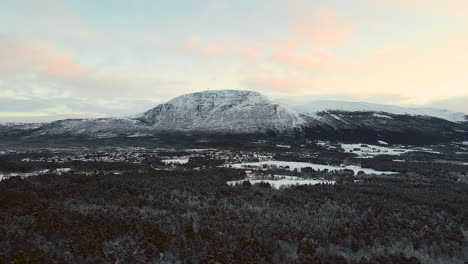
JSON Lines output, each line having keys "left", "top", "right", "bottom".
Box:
{"left": 341, "top": 143, "right": 412, "bottom": 157}
{"left": 226, "top": 161, "right": 397, "bottom": 175}
{"left": 162, "top": 158, "right": 189, "bottom": 164}
{"left": 92, "top": 133, "right": 118, "bottom": 139}
{"left": 330, "top": 113, "right": 343, "bottom": 121}
{"left": 56, "top": 168, "right": 71, "bottom": 173}
{"left": 227, "top": 175, "right": 335, "bottom": 189}
{"left": 373, "top": 113, "right": 393, "bottom": 119}
{"left": 127, "top": 133, "right": 153, "bottom": 137}
{"left": 378, "top": 140, "right": 389, "bottom": 145}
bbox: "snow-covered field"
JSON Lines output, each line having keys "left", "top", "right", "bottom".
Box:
{"left": 162, "top": 158, "right": 189, "bottom": 164}
{"left": 227, "top": 175, "right": 335, "bottom": 189}
{"left": 341, "top": 143, "right": 439, "bottom": 158}
{"left": 226, "top": 161, "right": 398, "bottom": 175}
{"left": 341, "top": 143, "right": 411, "bottom": 157}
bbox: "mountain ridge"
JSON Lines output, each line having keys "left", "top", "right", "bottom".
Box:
{"left": 1, "top": 90, "right": 467, "bottom": 144}
{"left": 277, "top": 99, "right": 467, "bottom": 122}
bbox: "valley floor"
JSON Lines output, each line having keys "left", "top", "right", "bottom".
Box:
{"left": 0, "top": 139, "right": 467, "bottom": 263}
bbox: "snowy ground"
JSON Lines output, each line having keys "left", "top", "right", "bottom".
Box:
{"left": 227, "top": 175, "right": 335, "bottom": 189}
{"left": 226, "top": 161, "right": 398, "bottom": 175}
{"left": 340, "top": 143, "right": 439, "bottom": 158}
{"left": 341, "top": 143, "right": 410, "bottom": 157}
{"left": 162, "top": 158, "right": 189, "bottom": 164}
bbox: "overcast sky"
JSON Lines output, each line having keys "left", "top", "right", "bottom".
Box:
{"left": 1, "top": 0, "right": 468, "bottom": 122}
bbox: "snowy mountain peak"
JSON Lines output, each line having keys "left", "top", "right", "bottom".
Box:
{"left": 167, "top": 90, "right": 271, "bottom": 107}
{"left": 137, "top": 90, "right": 304, "bottom": 133}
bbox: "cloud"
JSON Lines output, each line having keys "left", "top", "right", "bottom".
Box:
{"left": 289, "top": 6, "right": 357, "bottom": 48}
{"left": 365, "top": 0, "right": 468, "bottom": 17}
{"left": 0, "top": 96, "right": 165, "bottom": 123}
{"left": 181, "top": 36, "right": 223, "bottom": 56}
{"left": 245, "top": 75, "right": 315, "bottom": 92}
{"left": 0, "top": 34, "right": 186, "bottom": 121}
{"left": 369, "top": 45, "right": 417, "bottom": 65}
{"left": 0, "top": 37, "right": 86, "bottom": 78}
{"left": 237, "top": 42, "right": 266, "bottom": 59}
{"left": 0, "top": 35, "right": 182, "bottom": 98}
{"left": 271, "top": 48, "right": 346, "bottom": 70}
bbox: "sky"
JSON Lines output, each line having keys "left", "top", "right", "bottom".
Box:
{"left": 1, "top": 0, "right": 468, "bottom": 122}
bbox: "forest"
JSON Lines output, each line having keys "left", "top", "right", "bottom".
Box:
{"left": 1, "top": 168, "right": 467, "bottom": 264}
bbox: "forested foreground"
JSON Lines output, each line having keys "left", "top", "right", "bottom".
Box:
{"left": 0, "top": 169, "right": 467, "bottom": 264}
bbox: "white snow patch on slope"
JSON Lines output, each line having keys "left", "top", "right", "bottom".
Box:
{"left": 373, "top": 113, "right": 393, "bottom": 119}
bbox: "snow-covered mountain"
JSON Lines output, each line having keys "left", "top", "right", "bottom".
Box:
{"left": 2, "top": 90, "right": 468, "bottom": 144}
{"left": 136, "top": 90, "right": 304, "bottom": 133}
{"left": 0, "top": 122, "right": 45, "bottom": 136}
{"left": 32, "top": 118, "right": 148, "bottom": 137}
{"left": 280, "top": 100, "right": 467, "bottom": 122}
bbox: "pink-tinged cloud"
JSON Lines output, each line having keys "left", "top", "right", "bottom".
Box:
{"left": 281, "top": 39, "right": 301, "bottom": 51}
{"left": 371, "top": 46, "right": 411, "bottom": 61}
{"left": 455, "top": 52, "right": 468, "bottom": 62}
{"left": 237, "top": 42, "right": 266, "bottom": 59}
{"left": 290, "top": 6, "right": 357, "bottom": 47}
{"left": 246, "top": 75, "right": 315, "bottom": 92}
{"left": 0, "top": 38, "right": 85, "bottom": 78}
{"left": 182, "top": 37, "right": 222, "bottom": 56}
{"left": 271, "top": 48, "right": 347, "bottom": 70}
{"left": 201, "top": 44, "right": 222, "bottom": 55}
{"left": 44, "top": 53, "right": 84, "bottom": 76}
{"left": 0, "top": 36, "right": 175, "bottom": 97}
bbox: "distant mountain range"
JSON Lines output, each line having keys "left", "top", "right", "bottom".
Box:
{"left": 279, "top": 99, "right": 467, "bottom": 122}
{"left": 1, "top": 90, "right": 467, "bottom": 144}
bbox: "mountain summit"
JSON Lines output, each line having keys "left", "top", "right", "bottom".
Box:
{"left": 136, "top": 90, "right": 304, "bottom": 133}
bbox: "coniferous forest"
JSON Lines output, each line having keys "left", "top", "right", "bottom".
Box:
{"left": 1, "top": 168, "right": 467, "bottom": 264}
